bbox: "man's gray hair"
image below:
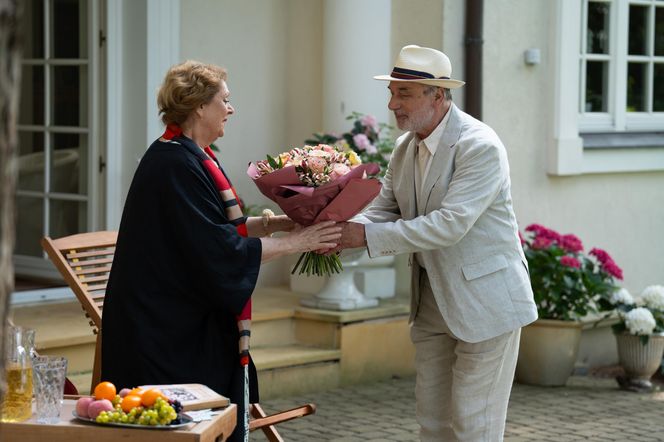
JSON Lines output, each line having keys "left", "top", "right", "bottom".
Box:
{"left": 423, "top": 85, "right": 452, "bottom": 101}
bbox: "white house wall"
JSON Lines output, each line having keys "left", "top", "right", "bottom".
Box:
{"left": 481, "top": 0, "right": 664, "bottom": 292}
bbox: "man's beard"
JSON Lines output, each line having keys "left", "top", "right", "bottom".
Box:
{"left": 397, "top": 105, "right": 435, "bottom": 134}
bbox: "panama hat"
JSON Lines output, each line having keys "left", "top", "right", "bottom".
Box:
{"left": 374, "top": 45, "right": 465, "bottom": 89}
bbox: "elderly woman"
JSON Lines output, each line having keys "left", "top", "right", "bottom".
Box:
{"left": 101, "top": 61, "right": 340, "bottom": 440}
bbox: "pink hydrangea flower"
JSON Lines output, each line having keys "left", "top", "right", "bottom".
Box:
{"left": 602, "top": 260, "right": 623, "bottom": 280}
{"left": 590, "top": 248, "right": 611, "bottom": 264}
{"left": 560, "top": 234, "right": 584, "bottom": 253}
{"left": 365, "top": 144, "right": 378, "bottom": 154}
{"left": 526, "top": 224, "right": 561, "bottom": 243}
{"left": 560, "top": 255, "right": 581, "bottom": 269}
{"left": 353, "top": 134, "right": 371, "bottom": 151}
{"left": 532, "top": 236, "right": 554, "bottom": 250}
{"left": 360, "top": 114, "right": 379, "bottom": 133}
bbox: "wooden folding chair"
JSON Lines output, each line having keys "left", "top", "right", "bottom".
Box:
{"left": 42, "top": 231, "right": 315, "bottom": 440}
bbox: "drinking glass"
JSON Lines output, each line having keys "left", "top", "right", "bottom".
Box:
{"left": 32, "top": 355, "right": 68, "bottom": 424}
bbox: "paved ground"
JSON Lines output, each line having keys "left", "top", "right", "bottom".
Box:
{"left": 257, "top": 375, "right": 664, "bottom": 441}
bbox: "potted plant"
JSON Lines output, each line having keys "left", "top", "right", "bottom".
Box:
{"left": 515, "top": 224, "right": 623, "bottom": 386}
{"left": 305, "top": 112, "right": 395, "bottom": 178}
{"left": 600, "top": 285, "right": 664, "bottom": 392}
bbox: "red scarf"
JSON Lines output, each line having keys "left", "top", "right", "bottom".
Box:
{"left": 162, "top": 124, "right": 251, "bottom": 321}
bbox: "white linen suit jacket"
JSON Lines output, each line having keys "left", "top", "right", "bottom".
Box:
{"left": 357, "top": 103, "right": 537, "bottom": 343}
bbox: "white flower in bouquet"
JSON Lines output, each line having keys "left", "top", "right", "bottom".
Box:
{"left": 610, "top": 288, "right": 634, "bottom": 306}
{"left": 640, "top": 285, "right": 664, "bottom": 311}
{"left": 623, "top": 307, "right": 657, "bottom": 335}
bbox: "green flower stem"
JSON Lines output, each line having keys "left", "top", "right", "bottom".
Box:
{"left": 291, "top": 252, "right": 344, "bottom": 277}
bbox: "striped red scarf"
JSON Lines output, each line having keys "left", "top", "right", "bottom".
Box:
{"left": 162, "top": 124, "right": 251, "bottom": 321}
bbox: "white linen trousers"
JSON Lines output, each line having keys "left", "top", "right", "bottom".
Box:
{"left": 411, "top": 270, "right": 521, "bottom": 441}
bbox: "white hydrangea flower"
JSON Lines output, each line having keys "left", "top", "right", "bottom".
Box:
{"left": 640, "top": 285, "right": 664, "bottom": 311}
{"left": 624, "top": 307, "right": 657, "bottom": 336}
{"left": 610, "top": 288, "right": 634, "bottom": 305}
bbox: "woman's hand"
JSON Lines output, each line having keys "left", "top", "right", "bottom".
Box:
{"left": 259, "top": 221, "right": 342, "bottom": 262}
{"left": 287, "top": 221, "right": 342, "bottom": 253}
{"left": 270, "top": 214, "right": 296, "bottom": 233}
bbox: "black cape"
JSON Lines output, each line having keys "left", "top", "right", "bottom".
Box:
{"left": 102, "top": 137, "right": 261, "bottom": 433}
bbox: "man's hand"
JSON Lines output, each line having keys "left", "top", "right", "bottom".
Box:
{"left": 320, "top": 222, "right": 366, "bottom": 255}
{"left": 339, "top": 222, "right": 367, "bottom": 249}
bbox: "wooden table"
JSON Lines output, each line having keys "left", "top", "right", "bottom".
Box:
{"left": 0, "top": 400, "right": 236, "bottom": 442}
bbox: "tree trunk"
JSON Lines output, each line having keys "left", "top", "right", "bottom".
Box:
{"left": 0, "top": 0, "right": 22, "bottom": 406}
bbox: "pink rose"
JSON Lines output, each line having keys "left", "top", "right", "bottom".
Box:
{"left": 330, "top": 163, "right": 351, "bottom": 180}
{"left": 307, "top": 157, "right": 327, "bottom": 174}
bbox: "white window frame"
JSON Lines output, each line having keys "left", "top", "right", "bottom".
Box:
{"left": 14, "top": 0, "right": 101, "bottom": 278}
{"left": 549, "top": 0, "right": 664, "bottom": 175}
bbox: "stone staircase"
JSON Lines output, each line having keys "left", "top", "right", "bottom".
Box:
{"left": 9, "top": 287, "right": 415, "bottom": 399}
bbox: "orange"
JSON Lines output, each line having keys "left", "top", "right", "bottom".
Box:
{"left": 121, "top": 394, "right": 142, "bottom": 413}
{"left": 141, "top": 388, "right": 166, "bottom": 407}
{"left": 128, "top": 387, "right": 145, "bottom": 398}
{"left": 93, "top": 381, "right": 117, "bottom": 401}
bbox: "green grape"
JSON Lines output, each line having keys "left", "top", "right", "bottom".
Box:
{"left": 149, "top": 418, "right": 158, "bottom": 426}
{"left": 112, "top": 395, "right": 122, "bottom": 407}
{"left": 120, "top": 415, "right": 128, "bottom": 423}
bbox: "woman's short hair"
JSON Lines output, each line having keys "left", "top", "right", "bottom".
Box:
{"left": 157, "top": 60, "right": 227, "bottom": 126}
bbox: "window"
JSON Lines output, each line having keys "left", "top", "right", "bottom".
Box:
{"left": 14, "top": 0, "right": 99, "bottom": 277}
{"left": 549, "top": 0, "right": 664, "bottom": 175}
{"left": 580, "top": 0, "right": 664, "bottom": 132}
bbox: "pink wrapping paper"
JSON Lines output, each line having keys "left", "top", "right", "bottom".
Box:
{"left": 247, "top": 162, "right": 381, "bottom": 225}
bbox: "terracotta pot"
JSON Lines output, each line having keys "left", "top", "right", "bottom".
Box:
{"left": 616, "top": 333, "right": 664, "bottom": 382}
{"left": 515, "top": 319, "right": 582, "bottom": 386}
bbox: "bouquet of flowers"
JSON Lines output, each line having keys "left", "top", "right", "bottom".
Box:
{"left": 521, "top": 223, "right": 623, "bottom": 321}
{"left": 305, "top": 112, "right": 395, "bottom": 177}
{"left": 600, "top": 285, "right": 664, "bottom": 344}
{"left": 248, "top": 144, "right": 381, "bottom": 276}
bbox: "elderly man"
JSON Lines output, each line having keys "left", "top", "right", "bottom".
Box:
{"left": 339, "top": 45, "right": 538, "bottom": 441}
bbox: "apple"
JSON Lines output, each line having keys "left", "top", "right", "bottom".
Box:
{"left": 118, "top": 388, "right": 132, "bottom": 398}
{"left": 75, "top": 397, "right": 95, "bottom": 418}
{"left": 87, "top": 399, "right": 114, "bottom": 419}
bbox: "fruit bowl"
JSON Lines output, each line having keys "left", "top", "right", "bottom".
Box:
{"left": 72, "top": 411, "right": 193, "bottom": 430}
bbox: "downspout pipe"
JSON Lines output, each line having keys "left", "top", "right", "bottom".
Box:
{"left": 464, "top": 0, "right": 484, "bottom": 120}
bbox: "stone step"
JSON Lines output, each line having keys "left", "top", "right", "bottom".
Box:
{"left": 252, "top": 345, "right": 340, "bottom": 371}
{"left": 60, "top": 346, "right": 342, "bottom": 398}
{"left": 251, "top": 345, "right": 341, "bottom": 399}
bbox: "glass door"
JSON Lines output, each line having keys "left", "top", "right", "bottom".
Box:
{"left": 15, "top": 0, "right": 99, "bottom": 278}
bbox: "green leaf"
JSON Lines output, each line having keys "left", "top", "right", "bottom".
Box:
{"left": 267, "top": 154, "right": 279, "bottom": 169}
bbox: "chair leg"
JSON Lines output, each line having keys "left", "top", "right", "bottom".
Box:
{"left": 250, "top": 403, "right": 284, "bottom": 442}
{"left": 90, "top": 331, "right": 102, "bottom": 392}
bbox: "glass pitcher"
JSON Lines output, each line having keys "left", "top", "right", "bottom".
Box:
{"left": 0, "top": 326, "right": 34, "bottom": 422}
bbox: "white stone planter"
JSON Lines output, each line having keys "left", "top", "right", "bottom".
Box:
{"left": 297, "top": 250, "right": 396, "bottom": 311}
{"left": 615, "top": 333, "right": 664, "bottom": 391}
